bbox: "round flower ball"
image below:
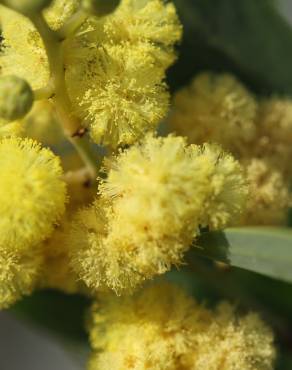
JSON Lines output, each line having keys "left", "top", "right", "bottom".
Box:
{"left": 88, "top": 282, "right": 275, "bottom": 370}
{"left": 0, "top": 247, "right": 43, "bottom": 309}
{"left": 0, "top": 137, "right": 67, "bottom": 250}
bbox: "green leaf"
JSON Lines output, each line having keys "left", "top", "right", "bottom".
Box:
{"left": 10, "top": 290, "right": 90, "bottom": 345}
{"left": 276, "top": 350, "right": 292, "bottom": 370}
{"left": 191, "top": 227, "right": 292, "bottom": 283}
{"left": 170, "top": 0, "right": 292, "bottom": 95}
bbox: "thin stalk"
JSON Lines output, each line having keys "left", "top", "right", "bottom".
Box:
{"left": 58, "top": 8, "right": 88, "bottom": 40}
{"left": 33, "top": 80, "right": 54, "bottom": 100}
{"left": 68, "top": 136, "right": 98, "bottom": 180}
{"left": 29, "top": 13, "right": 98, "bottom": 179}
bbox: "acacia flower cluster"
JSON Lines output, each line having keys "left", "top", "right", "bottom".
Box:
{"left": 87, "top": 282, "right": 275, "bottom": 370}
{"left": 0, "top": 1, "right": 277, "bottom": 368}
{"left": 169, "top": 72, "right": 292, "bottom": 225}
{"left": 69, "top": 134, "right": 247, "bottom": 294}
{"left": 1, "top": 0, "right": 181, "bottom": 147}
{"left": 0, "top": 137, "right": 66, "bottom": 307}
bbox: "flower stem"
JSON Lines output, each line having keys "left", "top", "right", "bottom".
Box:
{"left": 33, "top": 80, "right": 54, "bottom": 100}
{"left": 29, "top": 13, "right": 98, "bottom": 179}
{"left": 58, "top": 8, "right": 88, "bottom": 40}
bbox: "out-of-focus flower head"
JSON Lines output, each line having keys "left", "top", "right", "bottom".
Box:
{"left": 0, "top": 247, "right": 43, "bottom": 309}
{"left": 240, "top": 158, "right": 291, "bottom": 226}
{"left": 254, "top": 98, "right": 292, "bottom": 180}
{"left": 87, "top": 282, "right": 275, "bottom": 370}
{"left": 168, "top": 72, "right": 258, "bottom": 156}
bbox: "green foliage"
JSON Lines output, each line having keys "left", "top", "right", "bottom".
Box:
{"left": 10, "top": 290, "right": 90, "bottom": 344}
{"left": 170, "top": 0, "right": 292, "bottom": 95}
{"left": 192, "top": 227, "right": 292, "bottom": 283}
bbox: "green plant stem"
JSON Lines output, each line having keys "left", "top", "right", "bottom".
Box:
{"left": 58, "top": 8, "right": 88, "bottom": 40}
{"left": 69, "top": 136, "right": 98, "bottom": 179}
{"left": 33, "top": 80, "right": 54, "bottom": 100}
{"left": 29, "top": 13, "right": 98, "bottom": 179}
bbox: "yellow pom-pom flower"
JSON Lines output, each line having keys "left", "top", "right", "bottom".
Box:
{"left": 0, "top": 118, "right": 24, "bottom": 138}
{"left": 64, "top": 0, "right": 182, "bottom": 147}
{"left": 87, "top": 282, "right": 275, "bottom": 370}
{"left": 255, "top": 98, "right": 292, "bottom": 180}
{"left": 44, "top": 0, "right": 79, "bottom": 30}
{"left": 198, "top": 144, "right": 248, "bottom": 229}
{"left": 0, "top": 137, "right": 67, "bottom": 250}
{"left": 1, "top": 0, "right": 181, "bottom": 149}
{"left": 69, "top": 135, "right": 247, "bottom": 294}
{"left": 168, "top": 72, "right": 257, "bottom": 156}
{"left": 90, "top": 0, "right": 182, "bottom": 68}
{"left": 0, "top": 5, "right": 50, "bottom": 90}
{"left": 0, "top": 247, "right": 43, "bottom": 309}
{"left": 69, "top": 135, "right": 212, "bottom": 293}
{"left": 240, "top": 158, "right": 291, "bottom": 226}
{"left": 0, "top": 1, "right": 77, "bottom": 89}
{"left": 65, "top": 44, "right": 169, "bottom": 147}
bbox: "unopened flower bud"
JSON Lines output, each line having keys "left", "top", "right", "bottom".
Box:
{"left": 82, "top": 0, "right": 120, "bottom": 17}
{"left": 3, "top": 0, "right": 53, "bottom": 15}
{"left": 0, "top": 75, "right": 34, "bottom": 121}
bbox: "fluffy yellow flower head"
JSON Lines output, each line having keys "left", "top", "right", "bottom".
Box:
{"left": 0, "top": 1, "right": 77, "bottom": 88}
{"left": 198, "top": 144, "right": 248, "bottom": 229}
{"left": 101, "top": 136, "right": 247, "bottom": 232}
{"left": 0, "top": 118, "right": 24, "bottom": 138}
{"left": 65, "top": 44, "right": 169, "bottom": 148}
{"left": 0, "top": 137, "right": 67, "bottom": 250}
{"left": 63, "top": 0, "right": 182, "bottom": 147}
{"left": 0, "top": 5, "right": 49, "bottom": 90}
{"left": 87, "top": 282, "right": 275, "bottom": 370}
{"left": 168, "top": 72, "right": 257, "bottom": 155}
{"left": 255, "top": 98, "right": 292, "bottom": 179}
{"left": 240, "top": 158, "right": 291, "bottom": 226}
{"left": 69, "top": 135, "right": 247, "bottom": 294}
{"left": 1, "top": 0, "right": 181, "bottom": 148}
{"left": 69, "top": 135, "right": 212, "bottom": 293}
{"left": 44, "top": 0, "right": 79, "bottom": 30}
{"left": 90, "top": 0, "right": 182, "bottom": 68}
{"left": 0, "top": 247, "right": 43, "bottom": 309}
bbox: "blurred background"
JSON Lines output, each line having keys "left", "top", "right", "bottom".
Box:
{"left": 0, "top": 312, "right": 85, "bottom": 370}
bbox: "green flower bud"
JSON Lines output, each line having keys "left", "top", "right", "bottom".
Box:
{"left": 82, "top": 0, "right": 120, "bottom": 17}
{"left": 0, "top": 76, "right": 34, "bottom": 121}
{"left": 3, "top": 0, "right": 53, "bottom": 15}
